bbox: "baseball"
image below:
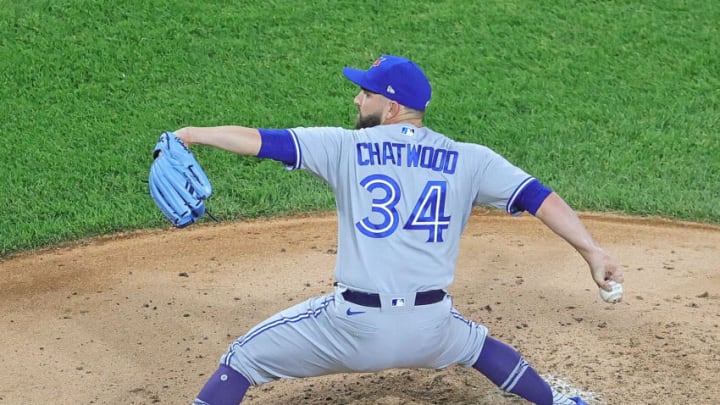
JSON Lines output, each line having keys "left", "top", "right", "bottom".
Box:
{"left": 599, "top": 280, "right": 623, "bottom": 303}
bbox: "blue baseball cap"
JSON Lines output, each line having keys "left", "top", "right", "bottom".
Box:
{"left": 342, "top": 55, "right": 432, "bottom": 111}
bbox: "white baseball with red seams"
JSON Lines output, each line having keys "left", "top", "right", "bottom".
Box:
{"left": 599, "top": 280, "right": 623, "bottom": 303}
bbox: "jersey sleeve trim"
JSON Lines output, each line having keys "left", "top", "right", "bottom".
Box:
{"left": 507, "top": 177, "right": 553, "bottom": 216}
{"left": 287, "top": 129, "right": 301, "bottom": 170}
{"left": 257, "top": 128, "right": 301, "bottom": 168}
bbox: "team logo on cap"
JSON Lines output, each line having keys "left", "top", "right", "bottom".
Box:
{"left": 371, "top": 57, "right": 386, "bottom": 67}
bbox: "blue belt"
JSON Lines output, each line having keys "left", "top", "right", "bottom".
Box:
{"left": 341, "top": 288, "right": 446, "bottom": 308}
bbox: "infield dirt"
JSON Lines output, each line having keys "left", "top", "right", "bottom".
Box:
{"left": 1, "top": 210, "right": 718, "bottom": 404}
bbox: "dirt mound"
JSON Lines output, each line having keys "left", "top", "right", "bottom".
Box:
{"left": 1, "top": 210, "right": 718, "bottom": 404}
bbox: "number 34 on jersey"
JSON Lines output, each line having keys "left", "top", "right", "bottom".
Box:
{"left": 355, "top": 174, "right": 450, "bottom": 243}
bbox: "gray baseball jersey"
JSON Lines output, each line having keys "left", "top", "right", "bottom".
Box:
{"left": 288, "top": 123, "right": 531, "bottom": 293}
{"left": 221, "top": 123, "right": 534, "bottom": 385}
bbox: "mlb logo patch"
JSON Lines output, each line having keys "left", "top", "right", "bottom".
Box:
{"left": 401, "top": 127, "right": 415, "bottom": 137}
{"left": 391, "top": 298, "right": 406, "bottom": 307}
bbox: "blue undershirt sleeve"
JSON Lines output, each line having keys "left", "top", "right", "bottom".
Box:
{"left": 509, "top": 179, "right": 553, "bottom": 215}
{"left": 257, "top": 128, "right": 298, "bottom": 166}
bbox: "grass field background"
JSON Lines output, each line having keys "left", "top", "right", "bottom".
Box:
{"left": 1, "top": 0, "right": 718, "bottom": 256}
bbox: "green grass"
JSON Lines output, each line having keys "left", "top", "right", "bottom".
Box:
{"left": 1, "top": 0, "right": 718, "bottom": 256}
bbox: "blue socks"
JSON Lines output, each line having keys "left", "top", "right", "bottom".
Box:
{"left": 193, "top": 365, "right": 251, "bottom": 405}
{"left": 473, "top": 336, "right": 554, "bottom": 405}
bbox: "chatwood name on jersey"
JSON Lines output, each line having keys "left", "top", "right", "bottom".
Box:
{"left": 356, "top": 141, "right": 458, "bottom": 174}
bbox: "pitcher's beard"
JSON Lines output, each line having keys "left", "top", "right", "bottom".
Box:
{"left": 355, "top": 112, "right": 382, "bottom": 129}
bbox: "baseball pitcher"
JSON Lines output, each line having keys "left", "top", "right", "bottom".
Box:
{"left": 166, "top": 55, "right": 623, "bottom": 405}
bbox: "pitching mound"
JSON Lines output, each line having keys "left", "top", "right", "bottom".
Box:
{"left": 1, "top": 210, "right": 718, "bottom": 404}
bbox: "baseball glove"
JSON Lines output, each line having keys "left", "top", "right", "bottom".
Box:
{"left": 149, "top": 131, "right": 213, "bottom": 228}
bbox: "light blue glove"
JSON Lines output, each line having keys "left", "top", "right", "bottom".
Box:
{"left": 149, "top": 131, "right": 212, "bottom": 227}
